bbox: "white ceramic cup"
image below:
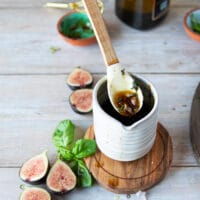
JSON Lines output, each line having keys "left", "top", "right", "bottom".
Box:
{"left": 93, "top": 75, "right": 158, "bottom": 161}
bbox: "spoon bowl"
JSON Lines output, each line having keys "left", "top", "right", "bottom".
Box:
{"left": 107, "top": 63, "right": 143, "bottom": 116}
{"left": 82, "top": 0, "right": 143, "bottom": 116}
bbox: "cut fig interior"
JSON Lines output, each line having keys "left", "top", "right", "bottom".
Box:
{"left": 19, "top": 185, "right": 51, "bottom": 200}
{"left": 67, "top": 67, "right": 93, "bottom": 90}
{"left": 19, "top": 150, "right": 49, "bottom": 184}
{"left": 69, "top": 88, "right": 93, "bottom": 114}
{"left": 46, "top": 159, "right": 77, "bottom": 194}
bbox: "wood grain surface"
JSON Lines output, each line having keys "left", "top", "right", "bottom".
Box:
{"left": 0, "top": 4, "right": 200, "bottom": 74}
{"left": 84, "top": 123, "right": 173, "bottom": 193}
{"left": 0, "top": 0, "right": 200, "bottom": 199}
{"left": 83, "top": 0, "right": 119, "bottom": 66}
{"left": 0, "top": 74, "right": 199, "bottom": 167}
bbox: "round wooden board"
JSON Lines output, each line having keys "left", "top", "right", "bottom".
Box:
{"left": 84, "top": 122, "right": 173, "bottom": 194}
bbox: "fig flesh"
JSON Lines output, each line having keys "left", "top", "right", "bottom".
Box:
{"left": 67, "top": 67, "right": 93, "bottom": 90}
{"left": 46, "top": 159, "right": 77, "bottom": 194}
{"left": 69, "top": 88, "right": 93, "bottom": 114}
{"left": 19, "top": 151, "right": 49, "bottom": 184}
{"left": 19, "top": 185, "right": 51, "bottom": 200}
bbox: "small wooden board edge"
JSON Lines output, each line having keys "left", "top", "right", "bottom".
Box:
{"left": 84, "top": 122, "right": 173, "bottom": 194}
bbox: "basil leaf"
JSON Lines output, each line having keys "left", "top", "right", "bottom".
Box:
{"left": 77, "top": 159, "right": 92, "bottom": 187}
{"left": 72, "top": 139, "right": 97, "bottom": 159}
{"left": 52, "top": 119, "right": 97, "bottom": 188}
{"left": 58, "top": 146, "right": 74, "bottom": 160}
{"left": 68, "top": 160, "right": 78, "bottom": 171}
{"left": 52, "top": 120, "right": 75, "bottom": 148}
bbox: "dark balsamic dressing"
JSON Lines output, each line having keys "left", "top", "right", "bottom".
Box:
{"left": 97, "top": 76, "right": 154, "bottom": 126}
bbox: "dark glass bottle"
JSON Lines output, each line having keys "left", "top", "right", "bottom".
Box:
{"left": 115, "top": 0, "right": 170, "bottom": 30}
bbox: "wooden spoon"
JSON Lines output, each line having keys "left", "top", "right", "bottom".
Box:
{"left": 82, "top": 0, "right": 143, "bottom": 116}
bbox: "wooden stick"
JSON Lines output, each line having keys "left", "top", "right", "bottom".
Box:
{"left": 82, "top": 0, "right": 119, "bottom": 66}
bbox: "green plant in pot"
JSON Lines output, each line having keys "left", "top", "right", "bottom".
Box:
{"left": 57, "top": 12, "right": 96, "bottom": 46}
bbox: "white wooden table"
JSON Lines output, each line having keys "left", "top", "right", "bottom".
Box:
{"left": 0, "top": 0, "right": 200, "bottom": 199}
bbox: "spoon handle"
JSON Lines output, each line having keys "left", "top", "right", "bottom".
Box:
{"left": 82, "top": 0, "right": 119, "bottom": 66}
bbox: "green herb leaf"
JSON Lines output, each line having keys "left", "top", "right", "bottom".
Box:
{"left": 121, "top": 69, "right": 125, "bottom": 76}
{"left": 52, "top": 120, "right": 75, "bottom": 149}
{"left": 68, "top": 160, "right": 78, "bottom": 171}
{"left": 50, "top": 46, "right": 61, "bottom": 54}
{"left": 72, "top": 139, "right": 97, "bottom": 159}
{"left": 52, "top": 119, "right": 97, "bottom": 188}
{"left": 77, "top": 159, "right": 92, "bottom": 187}
{"left": 60, "top": 13, "right": 94, "bottom": 39}
{"left": 57, "top": 146, "right": 74, "bottom": 160}
{"left": 190, "top": 13, "right": 200, "bottom": 33}
{"left": 119, "top": 104, "right": 125, "bottom": 112}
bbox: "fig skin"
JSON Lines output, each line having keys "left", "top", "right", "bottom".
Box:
{"left": 19, "top": 151, "right": 50, "bottom": 185}
{"left": 67, "top": 67, "right": 93, "bottom": 90}
{"left": 46, "top": 159, "right": 77, "bottom": 194}
{"left": 69, "top": 89, "right": 93, "bottom": 114}
{"left": 19, "top": 185, "right": 51, "bottom": 200}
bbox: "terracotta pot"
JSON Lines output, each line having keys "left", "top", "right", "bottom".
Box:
{"left": 57, "top": 11, "right": 96, "bottom": 46}
{"left": 183, "top": 8, "right": 200, "bottom": 42}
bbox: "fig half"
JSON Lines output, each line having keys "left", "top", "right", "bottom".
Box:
{"left": 19, "top": 185, "right": 51, "bottom": 200}
{"left": 19, "top": 150, "right": 49, "bottom": 184}
{"left": 67, "top": 67, "right": 93, "bottom": 90}
{"left": 69, "top": 88, "right": 93, "bottom": 114}
{"left": 46, "top": 159, "right": 77, "bottom": 194}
